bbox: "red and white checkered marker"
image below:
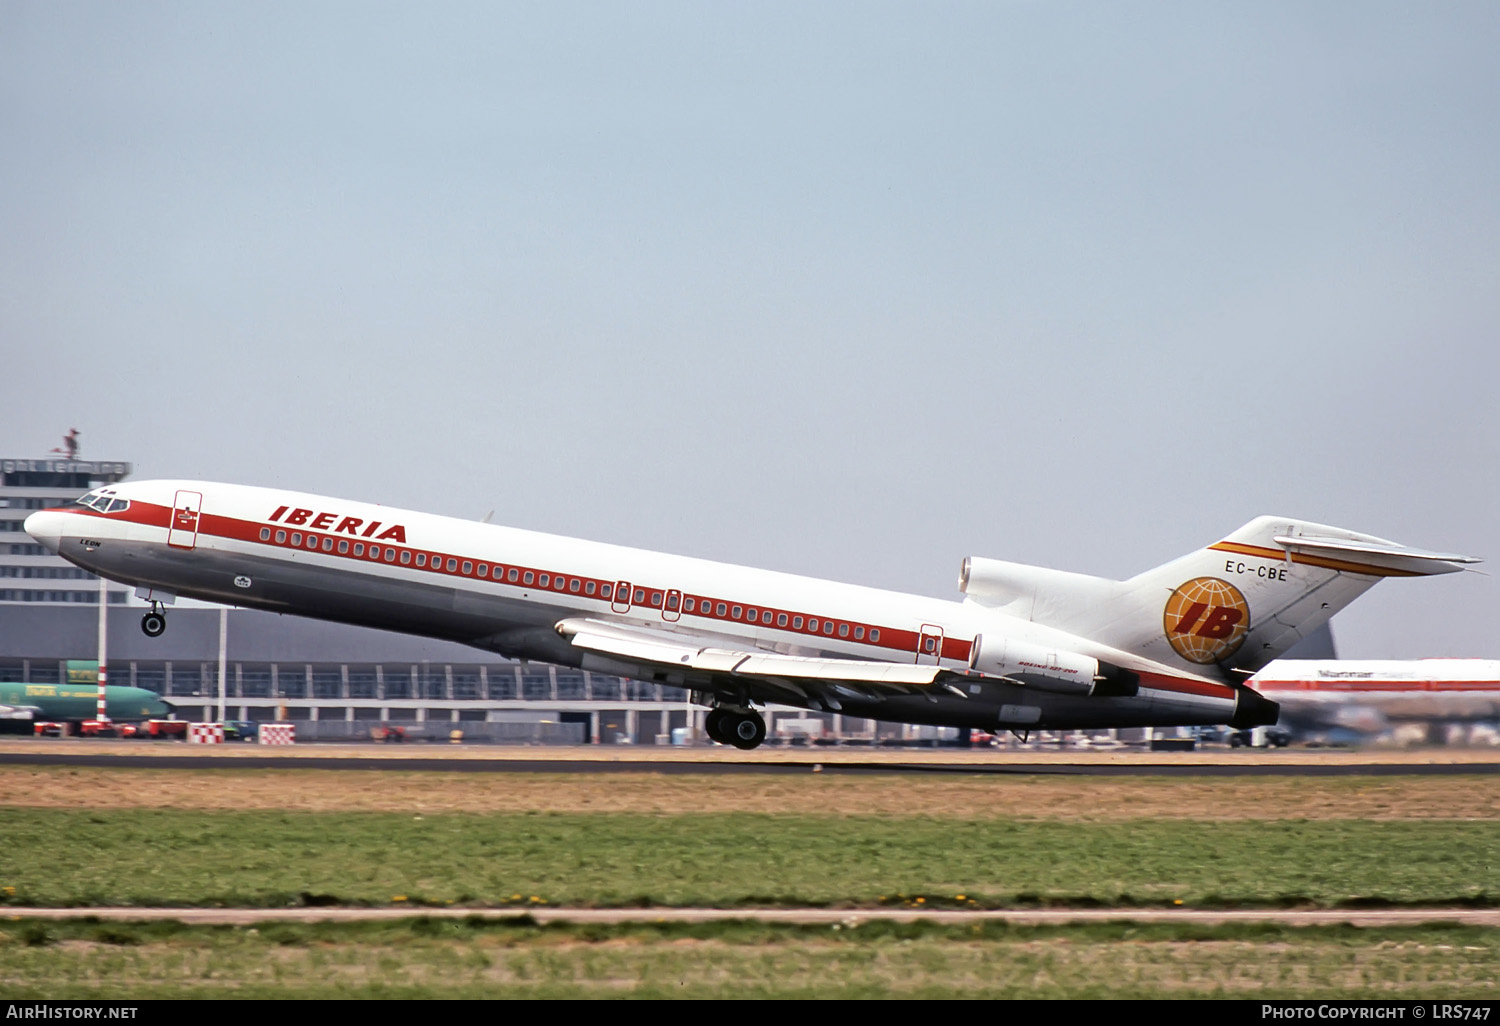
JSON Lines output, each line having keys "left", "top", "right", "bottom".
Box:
{"left": 258, "top": 724, "right": 296, "bottom": 745}
{"left": 188, "top": 722, "right": 224, "bottom": 744}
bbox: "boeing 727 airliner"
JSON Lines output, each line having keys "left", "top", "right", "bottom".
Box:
{"left": 23, "top": 482, "right": 1480, "bottom": 748}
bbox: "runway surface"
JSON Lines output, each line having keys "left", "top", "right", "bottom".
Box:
{"left": 7, "top": 906, "right": 1499, "bottom": 927}
{"left": 1, "top": 739, "right": 1497, "bottom": 775}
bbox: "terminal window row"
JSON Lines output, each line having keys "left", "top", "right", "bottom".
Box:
{"left": 0, "top": 661, "right": 683, "bottom": 703}
{"left": 0, "top": 498, "right": 74, "bottom": 510}
{"left": 0, "top": 590, "right": 126, "bottom": 603}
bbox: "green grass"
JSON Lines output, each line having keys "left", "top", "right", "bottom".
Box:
{"left": 1, "top": 917, "right": 1496, "bottom": 998}
{"left": 0, "top": 809, "right": 1496, "bottom": 909}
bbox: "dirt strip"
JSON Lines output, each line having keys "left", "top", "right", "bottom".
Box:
{"left": 4, "top": 764, "right": 1499, "bottom": 819}
{"left": 6, "top": 906, "right": 1499, "bottom": 927}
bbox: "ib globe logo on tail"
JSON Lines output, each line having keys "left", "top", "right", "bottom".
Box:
{"left": 1164, "top": 577, "right": 1250, "bottom": 664}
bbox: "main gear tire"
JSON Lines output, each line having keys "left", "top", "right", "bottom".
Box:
{"left": 727, "top": 711, "right": 767, "bottom": 751}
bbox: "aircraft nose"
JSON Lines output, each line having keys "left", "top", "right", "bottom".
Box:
{"left": 23, "top": 510, "right": 65, "bottom": 554}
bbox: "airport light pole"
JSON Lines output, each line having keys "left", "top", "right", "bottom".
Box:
{"left": 217, "top": 607, "right": 227, "bottom": 723}
{"left": 95, "top": 573, "right": 109, "bottom": 725}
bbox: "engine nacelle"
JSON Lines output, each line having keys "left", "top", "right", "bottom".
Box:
{"left": 968, "top": 636, "right": 1140, "bottom": 697}
{"left": 969, "top": 635, "right": 1097, "bottom": 695}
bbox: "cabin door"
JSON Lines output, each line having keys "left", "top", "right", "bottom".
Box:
{"left": 167, "top": 491, "right": 203, "bottom": 550}
{"left": 916, "top": 624, "right": 944, "bottom": 665}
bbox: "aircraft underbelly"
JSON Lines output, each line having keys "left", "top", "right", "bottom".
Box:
{"left": 84, "top": 541, "right": 554, "bottom": 647}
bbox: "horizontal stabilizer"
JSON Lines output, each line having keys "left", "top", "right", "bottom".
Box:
{"left": 1272, "top": 533, "right": 1481, "bottom": 577}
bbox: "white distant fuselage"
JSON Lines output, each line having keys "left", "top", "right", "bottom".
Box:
{"left": 1250, "top": 660, "right": 1500, "bottom": 723}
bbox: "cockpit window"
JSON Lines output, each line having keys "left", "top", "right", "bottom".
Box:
{"left": 74, "top": 490, "right": 129, "bottom": 514}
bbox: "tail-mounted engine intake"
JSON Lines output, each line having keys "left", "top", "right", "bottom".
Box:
{"left": 969, "top": 635, "right": 1139, "bottom": 697}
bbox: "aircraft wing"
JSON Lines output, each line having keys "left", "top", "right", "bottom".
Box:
{"left": 554, "top": 617, "right": 966, "bottom": 707}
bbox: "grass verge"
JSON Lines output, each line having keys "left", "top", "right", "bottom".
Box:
{"left": 0, "top": 809, "right": 1495, "bottom": 910}
{"left": 1, "top": 917, "right": 1496, "bottom": 998}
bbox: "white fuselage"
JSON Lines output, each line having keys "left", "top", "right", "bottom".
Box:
{"left": 23, "top": 479, "right": 1258, "bottom": 733}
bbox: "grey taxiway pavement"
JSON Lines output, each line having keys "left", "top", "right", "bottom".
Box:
{"left": 3, "top": 745, "right": 1499, "bottom": 776}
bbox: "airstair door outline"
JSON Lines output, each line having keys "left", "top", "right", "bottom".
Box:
{"left": 168, "top": 491, "right": 203, "bottom": 550}
{"left": 611, "top": 580, "right": 632, "bottom": 614}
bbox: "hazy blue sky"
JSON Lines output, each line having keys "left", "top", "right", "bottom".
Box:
{"left": 3, "top": 2, "right": 1496, "bottom": 658}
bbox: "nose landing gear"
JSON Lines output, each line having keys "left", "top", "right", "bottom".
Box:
{"left": 140, "top": 602, "right": 167, "bottom": 638}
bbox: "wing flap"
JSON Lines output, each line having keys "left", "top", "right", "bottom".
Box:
{"left": 556, "top": 617, "right": 944, "bottom": 689}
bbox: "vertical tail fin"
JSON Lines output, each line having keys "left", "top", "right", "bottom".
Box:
{"left": 1111, "top": 516, "right": 1477, "bottom": 675}
{"left": 963, "top": 517, "right": 1478, "bottom": 679}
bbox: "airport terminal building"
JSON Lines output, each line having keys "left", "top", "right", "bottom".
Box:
{"left": 1, "top": 457, "right": 133, "bottom": 606}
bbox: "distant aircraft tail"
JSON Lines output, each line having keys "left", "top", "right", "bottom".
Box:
{"left": 960, "top": 516, "right": 1478, "bottom": 678}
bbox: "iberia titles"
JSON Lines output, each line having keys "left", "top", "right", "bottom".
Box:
{"left": 267, "top": 505, "right": 407, "bottom": 543}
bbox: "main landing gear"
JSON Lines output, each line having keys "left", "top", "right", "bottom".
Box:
{"left": 140, "top": 602, "right": 167, "bottom": 638}
{"left": 704, "top": 707, "right": 767, "bottom": 750}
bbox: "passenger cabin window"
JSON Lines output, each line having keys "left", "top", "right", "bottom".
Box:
{"left": 524, "top": 572, "right": 534, "bottom": 585}
{"left": 291, "top": 533, "right": 302, "bottom": 546}
{"left": 650, "top": 592, "right": 662, "bottom": 608}
{"left": 353, "top": 543, "right": 364, "bottom": 556}
{"left": 793, "top": 616, "right": 803, "bottom": 629}
{"left": 539, "top": 574, "right": 549, "bottom": 587}
{"left": 777, "top": 613, "right": 787, "bottom": 627}
{"left": 477, "top": 564, "right": 487, "bottom": 577}
{"left": 585, "top": 581, "right": 596, "bottom": 596}
{"left": 276, "top": 530, "right": 286, "bottom": 544}
{"left": 416, "top": 554, "right": 426, "bottom": 567}
{"left": 808, "top": 619, "right": 819, "bottom": 632}
{"left": 854, "top": 626, "right": 864, "bottom": 640}
{"left": 462, "top": 561, "right": 472, "bottom": 575}
{"left": 838, "top": 624, "right": 849, "bottom": 638}
{"left": 716, "top": 603, "right": 726, "bottom": 616}
{"left": 338, "top": 540, "right": 349, "bottom": 554}
{"left": 870, "top": 629, "right": 880, "bottom": 643}
{"left": 570, "top": 579, "right": 581, "bottom": 593}
{"left": 601, "top": 584, "right": 611, "bottom": 598}
{"left": 762, "top": 611, "right": 773, "bottom": 624}
{"left": 446, "top": 558, "right": 457, "bottom": 572}
{"left": 508, "top": 569, "right": 519, "bottom": 582}
{"left": 260, "top": 528, "right": 270, "bottom": 541}
{"left": 401, "top": 551, "right": 411, "bottom": 565}
{"left": 633, "top": 589, "right": 645, "bottom": 604}
{"left": 322, "top": 538, "right": 334, "bottom": 552}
